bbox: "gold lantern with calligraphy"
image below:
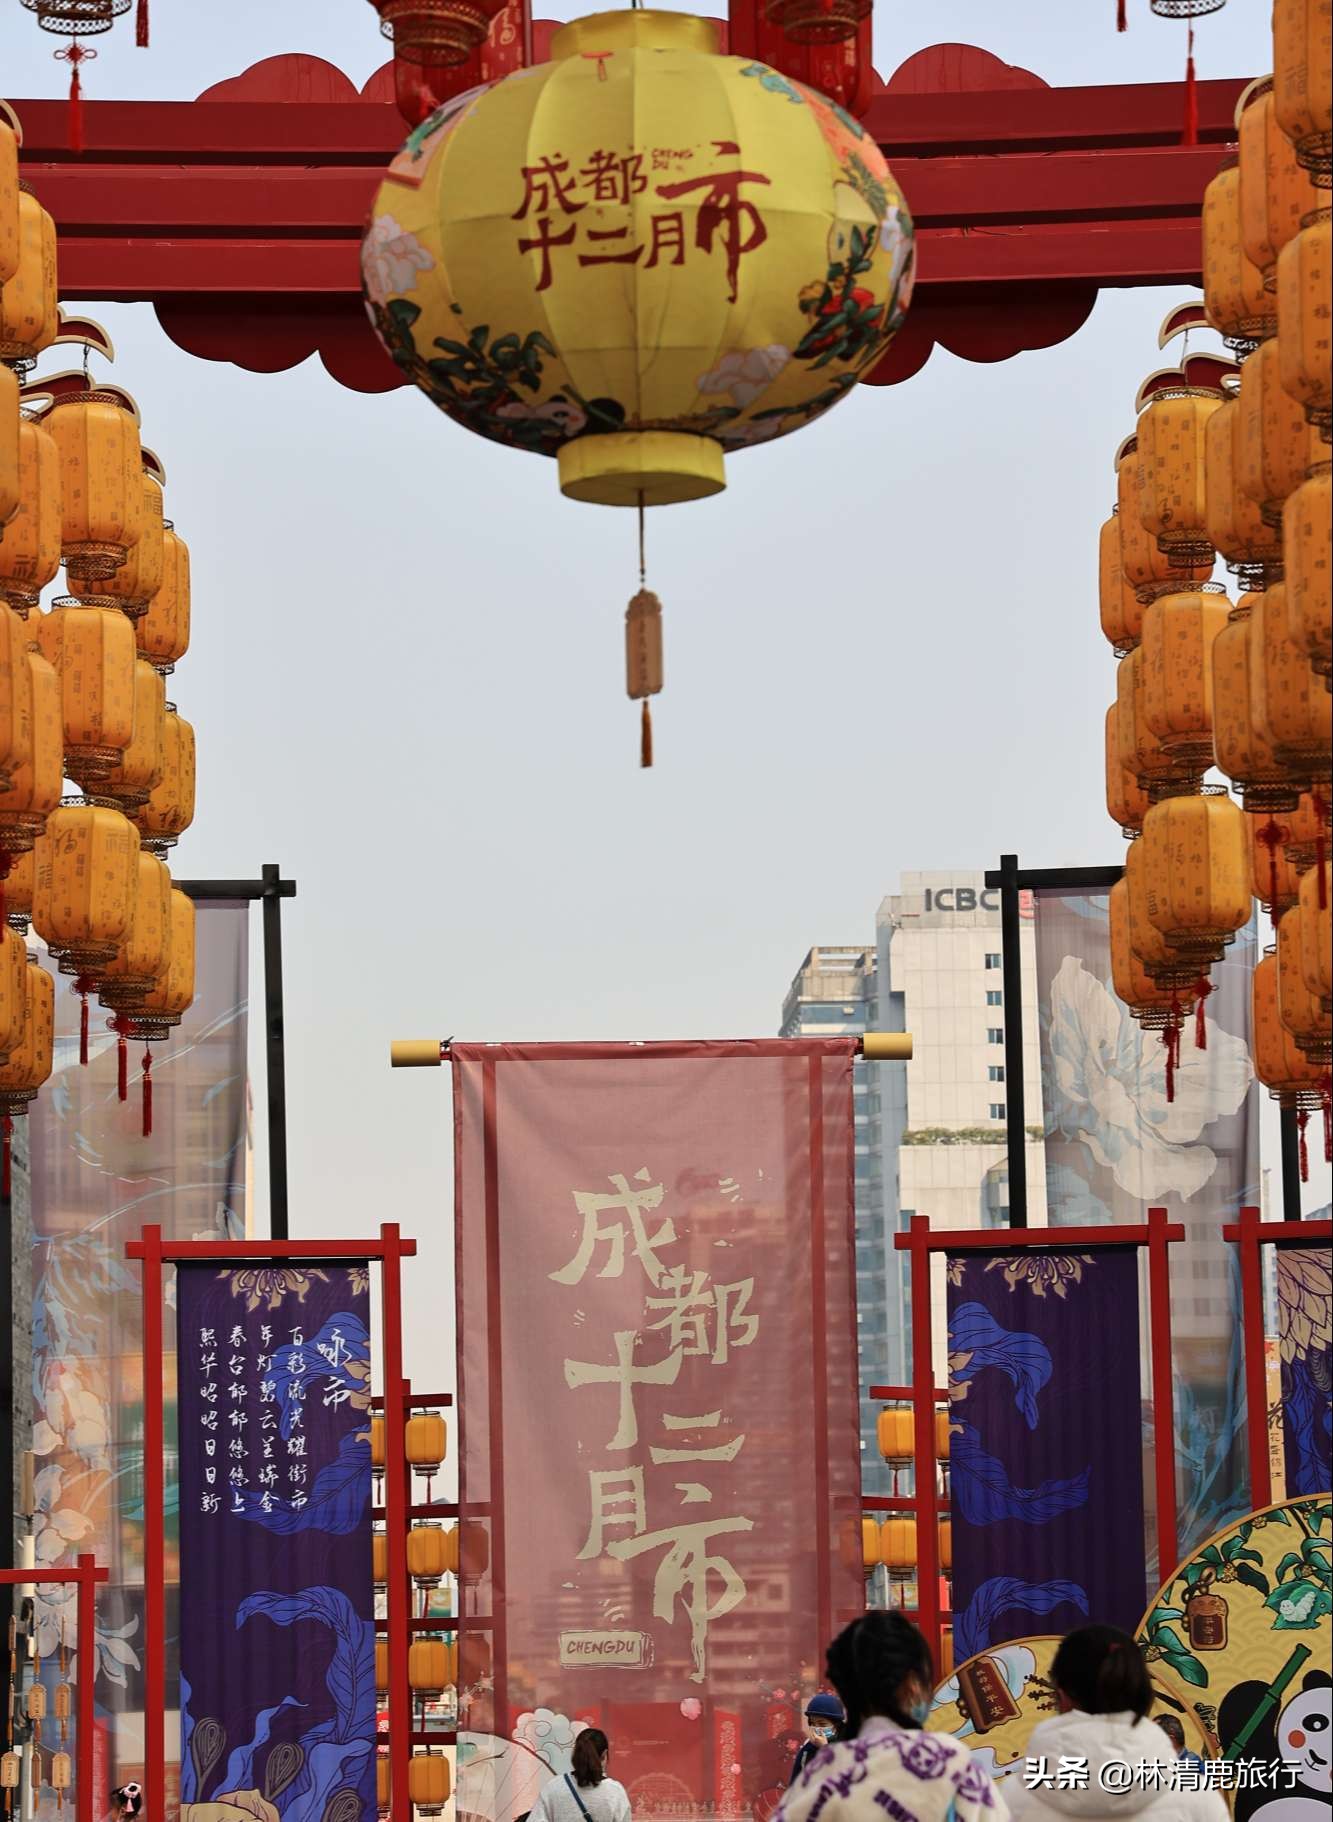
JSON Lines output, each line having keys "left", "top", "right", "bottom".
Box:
{"left": 99, "top": 849, "right": 171, "bottom": 1059}
{"left": 1272, "top": 0, "right": 1333, "bottom": 186}
{"left": 364, "top": 14, "right": 916, "bottom": 508}
{"left": 1111, "top": 877, "right": 1191, "bottom": 1028}
{"left": 1204, "top": 393, "right": 1284, "bottom": 588}
{"left": 0, "top": 924, "right": 26, "bottom": 1061}
{"left": 1099, "top": 512, "right": 1143, "bottom": 655}
{"left": 1139, "top": 588, "right": 1231, "bottom": 775}
{"left": 96, "top": 659, "right": 166, "bottom": 812}
{"left": 1117, "top": 646, "right": 1201, "bottom": 802}
{"left": 1237, "top": 335, "right": 1325, "bottom": 528}
{"left": 1143, "top": 791, "right": 1251, "bottom": 964}
{"left": 1249, "top": 582, "right": 1332, "bottom": 779}
{"left": 31, "top": 802, "right": 138, "bottom": 976}
{"left": 36, "top": 598, "right": 137, "bottom": 786}
{"left": 0, "top": 640, "right": 61, "bottom": 865}
{"left": 135, "top": 521, "right": 190, "bottom": 672}
{"left": 1253, "top": 949, "right": 1329, "bottom": 1175}
{"left": 1277, "top": 210, "right": 1333, "bottom": 438}
{"left": 0, "top": 953, "right": 54, "bottom": 1195}
{"left": 1106, "top": 704, "right": 1150, "bottom": 838}
{"left": 0, "top": 410, "right": 61, "bottom": 613}
{"left": 1284, "top": 470, "right": 1331, "bottom": 688}
{"left": 134, "top": 885, "right": 194, "bottom": 1043}
{"left": 1211, "top": 596, "right": 1306, "bottom": 810}
{"left": 1238, "top": 77, "right": 1322, "bottom": 291}
{"left": 1299, "top": 860, "right": 1332, "bottom": 1008}
{"left": 135, "top": 704, "right": 195, "bottom": 855}
{"left": 1115, "top": 436, "right": 1212, "bottom": 605}
{"left": 1277, "top": 903, "right": 1332, "bottom": 1059}
{"left": 1202, "top": 157, "right": 1276, "bottom": 350}
{"left": 0, "top": 602, "right": 31, "bottom": 794}
{"left": 42, "top": 379, "right": 144, "bottom": 584}
{"left": 1137, "top": 357, "right": 1235, "bottom": 568}
{"left": 0, "top": 188, "right": 57, "bottom": 366}
{"left": 0, "top": 106, "right": 17, "bottom": 288}
{"left": 1, "top": 363, "right": 15, "bottom": 529}
{"left": 4, "top": 849, "right": 33, "bottom": 933}
{"left": 409, "top": 1752, "right": 451, "bottom": 1818}
{"left": 95, "top": 448, "right": 166, "bottom": 619}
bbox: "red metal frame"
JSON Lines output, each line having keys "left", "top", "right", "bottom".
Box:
{"left": 890, "top": 1210, "right": 1184, "bottom": 1671}
{"left": 0, "top": 1558, "right": 107, "bottom": 1822}
{"left": 125, "top": 1226, "right": 418, "bottom": 1820}
{"left": 1222, "top": 1206, "right": 1333, "bottom": 1510}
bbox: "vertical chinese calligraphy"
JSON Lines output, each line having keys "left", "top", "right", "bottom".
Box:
{"left": 176, "top": 1266, "right": 377, "bottom": 1822}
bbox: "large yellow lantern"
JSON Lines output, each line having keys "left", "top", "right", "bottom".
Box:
{"left": 1115, "top": 436, "right": 1211, "bottom": 603}
{"left": 1105, "top": 704, "right": 1149, "bottom": 839}
{"left": 1210, "top": 596, "right": 1304, "bottom": 811}
{"left": 35, "top": 599, "right": 137, "bottom": 786}
{"left": 1139, "top": 588, "right": 1231, "bottom": 775}
{"left": 97, "top": 659, "right": 166, "bottom": 812}
{"left": 408, "top": 1638, "right": 449, "bottom": 1698}
{"left": 363, "top": 13, "right": 917, "bottom": 507}
{"left": 1116, "top": 646, "right": 1200, "bottom": 802}
{"left": 1111, "top": 878, "right": 1186, "bottom": 1029}
{"left": 1142, "top": 791, "right": 1251, "bottom": 964}
{"left": 1238, "top": 78, "right": 1322, "bottom": 291}
{"left": 1203, "top": 395, "right": 1283, "bottom": 587}
{"left": 32, "top": 802, "right": 139, "bottom": 1061}
{"left": 1125, "top": 833, "right": 1197, "bottom": 989}
{"left": 1298, "top": 859, "right": 1331, "bottom": 1008}
{"left": 1202, "top": 158, "right": 1275, "bottom": 348}
{"left": 0, "top": 603, "right": 31, "bottom": 794}
{"left": 43, "top": 382, "right": 144, "bottom": 585}
{"left": 95, "top": 450, "right": 166, "bottom": 619}
{"left": 408, "top": 1752, "right": 451, "bottom": 1818}
{"left": 1236, "top": 336, "right": 1324, "bottom": 528}
{"left": 1253, "top": 949, "right": 1329, "bottom": 1174}
{"left": 1, "top": 365, "right": 15, "bottom": 531}
{"left": 407, "top": 1522, "right": 450, "bottom": 1586}
{"left": 0, "top": 954, "right": 53, "bottom": 1197}
{"left": 0, "top": 925, "right": 26, "bottom": 1063}
{"left": 1277, "top": 211, "right": 1332, "bottom": 438}
{"left": 135, "top": 886, "right": 195, "bottom": 1042}
{"left": 0, "top": 109, "right": 17, "bottom": 289}
{"left": 0, "top": 190, "right": 57, "bottom": 366}
{"left": 1277, "top": 903, "right": 1331, "bottom": 1060}
{"left": 135, "top": 522, "right": 190, "bottom": 672}
{"left": 1099, "top": 513, "right": 1142, "bottom": 655}
{"left": 98, "top": 851, "right": 171, "bottom": 1021}
{"left": 879, "top": 1517, "right": 916, "bottom": 1580}
{"left": 0, "top": 642, "right": 61, "bottom": 867}
{"left": 1137, "top": 357, "right": 1234, "bottom": 568}
{"left": 0, "top": 413, "right": 61, "bottom": 613}
{"left": 135, "top": 705, "right": 195, "bottom": 854}
{"left": 1284, "top": 470, "right": 1331, "bottom": 688}
{"left": 876, "top": 1405, "right": 912, "bottom": 1466}
{"left": 1249, "top": 582, "right": 1331, "bottom": 779}
{"left": 1272, "top": 0, "right": 1333, "bottom": 186}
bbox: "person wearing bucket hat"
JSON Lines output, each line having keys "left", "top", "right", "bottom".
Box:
{"left": 788, "top": 1692, "right": 846, "bottom": 1785}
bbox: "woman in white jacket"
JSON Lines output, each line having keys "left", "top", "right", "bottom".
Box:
{"left": 779, "top": 1612, "right": 1008, "bottom": 1822}
{"left": 1006, "top": 1627, "right": 1228, "bottom": 1822}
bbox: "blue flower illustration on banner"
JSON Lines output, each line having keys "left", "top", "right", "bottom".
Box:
{"left": 1042, "top": 956, "right": 1251, "bottom": 1201}
{"left": 949, "top": 1301, "right": 1053, "bottom": 1429}
{"left": 953, "top": 1576, "right": 1089, "bottom": 1662}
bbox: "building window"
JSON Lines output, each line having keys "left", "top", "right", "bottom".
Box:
{"left": 989, "top": 1102, "right": 1006, "bottom": 1120}
{"left": 986, "top": 989, "right": 1003, "bottom": 1006}
{"left": 987, "top": 1027, "right": 1004, "bottom": 1044}
{"left": 988, "top": 1065, "right": 1005, "bottom": 1082}
{"left": 985, "top": 953, "right": 1002, "bottom": 970}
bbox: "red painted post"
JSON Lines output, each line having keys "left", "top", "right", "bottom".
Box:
{"left": 139, "top": 1224, "right": 166, "bottom": 1812}
{"left": 1234, "top": 1206, "right": 1272, "bottom": 1510}
{"left": 1145, "top": 1209, "right": 1179, "bottom": 1580}
{"left": 907, "top": 1216, "right": 940, "bottom": 1671}
{"left": 379, "top": 1225, "right": 413, "bottom": 1819}
{"left": 75, "top": 1555, "right": 96, "bottom": 1822}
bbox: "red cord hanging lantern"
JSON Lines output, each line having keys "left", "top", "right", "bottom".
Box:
{"left": 18, "top": 1, "right": 133, "bottom": 151}
{"left": 1148, "top": 0, "right": 1225, "bottom": 147}
{"left": 367, "top": 0, "right": 508, "bottom": 69}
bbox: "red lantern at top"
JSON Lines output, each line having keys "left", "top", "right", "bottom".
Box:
{"left": 366, "top": 0, "right": 507, "bottom": 68}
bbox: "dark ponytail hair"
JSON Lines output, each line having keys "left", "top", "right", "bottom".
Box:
{"left": 571, "top": 1728, "right": 610, "bottom": 1789}
{"left": 1051, "top": 1625, "right": 1152, "bottom": 1722}
{"left": 825, "top": 1612, "right": 934, "bottom": 1736}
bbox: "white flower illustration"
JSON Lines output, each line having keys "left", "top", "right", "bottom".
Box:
{"left": 362, "top": 214, "right": 435, "bottom": 306}
{"left": 1044, "top": 955, "right": 1252, "bottom": 1201}
{"left": 697, "top": 345, "right": 790, "bottom": 408}
{"left": 35, "top": 1363, "right": 111, "bottom": 1461}
{"left": 511, "top": 1708, "right": 584, "bottom": 1776}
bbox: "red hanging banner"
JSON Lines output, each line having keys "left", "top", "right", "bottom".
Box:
{"left": 453, "top": 1039, "right": 862, "bottom": 1822}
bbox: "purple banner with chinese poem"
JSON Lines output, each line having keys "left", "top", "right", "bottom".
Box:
{"left": 176, "top": 1265, "right": 376, "bottom": 1822}
{"left": 946, "top": 1247, "right": 1146, "bottom": 1659}
{"left": 1276, "top": 1247, "right": 1333, "bottom": 1497}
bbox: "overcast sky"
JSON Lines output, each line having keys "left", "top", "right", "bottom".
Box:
{"left": 7, "top": 1, "right": 1296, "bottom": 1379}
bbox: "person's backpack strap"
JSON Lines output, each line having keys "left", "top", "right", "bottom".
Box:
{"left": 564, "top": 1775, "right": 595, "bottom": 1822}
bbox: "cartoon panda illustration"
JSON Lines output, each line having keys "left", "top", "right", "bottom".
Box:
{"left": 1219, "top": 1671, "right": 1331, "bottom": 1822}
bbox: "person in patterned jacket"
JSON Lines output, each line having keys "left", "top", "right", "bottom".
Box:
{"left": 778, "top": 1613, "right": 1008, "bottom": 1822}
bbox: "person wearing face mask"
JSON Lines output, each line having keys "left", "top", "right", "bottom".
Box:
{"left": 789, "top": 1694, "right": 847, "bottom": 1785}
{"left": 778, "top": 1612, "right": 1007, "bottom": 1822}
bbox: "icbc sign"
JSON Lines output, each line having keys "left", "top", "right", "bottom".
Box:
{"left": 920, "top": 887, "right": 1034, "bottom": 918}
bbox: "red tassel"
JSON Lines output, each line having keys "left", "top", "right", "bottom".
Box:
{"left": 1194, "top": 974, "right": 1212, "bottom": 1051}
{"left": 1257, "top": 817, "right": 1284, "bottom": 923}
{"left": 1182, "top": 26, "right": 1199, "bottom": 147}
{"left": 79, "top": 988, "right": 89, "bottom": 1067}
{"left": 142, "top": 1046, "right": 153, "bottom": 1137}
{"left": 640, "top": 699, "right": 653, "bottom": 770}
{"left": 68, "top": 58, "right": 84, "bottom": 155}
{"left": 1164, "top": 1003, "right": 1179, "bottom": 1103}
{"left": 1297, "top": 1107, "right": 1310, "bottom": 1182}
{"left": 1117, "top": 0, "right": 1127, "bottom": 27}
{"left": 117, "top": 1027, "right": 128, "bottom": 1103}
{"left": 136, "top": 0, "right": 148, "bottom": 45}
{"left": 2, "top": 1116, "right": 11, "bottom": 1201}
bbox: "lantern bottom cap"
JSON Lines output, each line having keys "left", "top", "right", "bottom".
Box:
{"left": 558, "top": 431, "right": 725, "bottom": 508}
